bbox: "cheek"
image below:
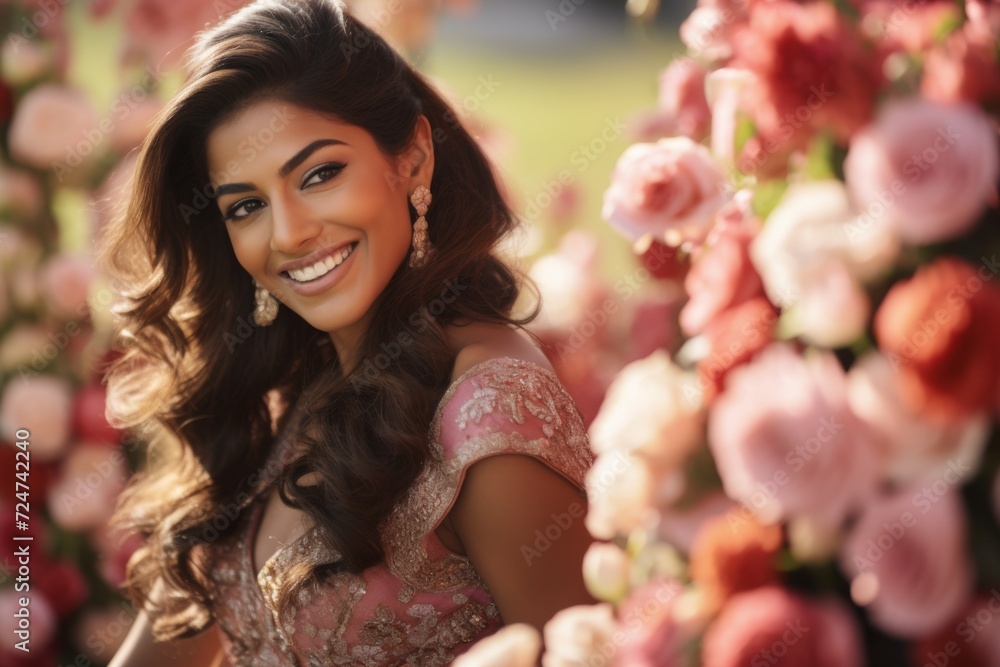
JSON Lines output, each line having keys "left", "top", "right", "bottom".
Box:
{"left": 226, "top": 226, "right": 266, "bottom": 273}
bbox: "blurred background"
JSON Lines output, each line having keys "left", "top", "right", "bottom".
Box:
{"left": 0, "top": 1, "right": 694, "bottom": 664}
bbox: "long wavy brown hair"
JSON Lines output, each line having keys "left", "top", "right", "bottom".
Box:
{"left": 98, "top": 0, "right": 541, "bottom": 640}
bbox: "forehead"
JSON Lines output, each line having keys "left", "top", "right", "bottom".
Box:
{"left": 205, "top": 98, "right": 372, "bottom": 176}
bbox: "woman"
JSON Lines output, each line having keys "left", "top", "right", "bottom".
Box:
{"left": 101, "top": 0, "right": 598, "bottom": 665}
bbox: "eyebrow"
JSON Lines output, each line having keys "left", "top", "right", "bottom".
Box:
{"left": 212, "top": 139, "right": 348, "bottom": 197}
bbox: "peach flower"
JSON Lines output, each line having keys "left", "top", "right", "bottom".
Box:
{"left": 874, "top": 256, "right": 1000, "bottom": 422}
{"left": 696, "top": 296, "right": 777, "bottom": 401}
{"left": 7, "top": 84, "right": 96, "bottom": 171}
{"left": 0, "top": 375, "right": 72, "bottom": 460}
{"left": 541, "top": 603, "right": 618, "bottom": 667}
{"left": 689, "top": 513, "right": 782, "bottom": 614}
{"left": 452, "top": 623, "right": 541, "bottom": 667}
{"left": 708, "top": 343, "right": 881, "bottom": 527}
{"left": 848, "top": 351, "right": 991, "bottom": 485}
{"left": 702, "top": 586, "right": 864, "bottom": 667}
{"left": 602, "top": 137, "right": 730, "bottom": 250}
{"left": 844, "top": 97, "right": 999, "bottom": 245}
{"left": 839, "top": 485, "right": 973, "bottom": 638}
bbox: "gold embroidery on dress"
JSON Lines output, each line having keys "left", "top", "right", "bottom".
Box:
{"left": 201, "top": 356, "right": 595, "bottom": 665}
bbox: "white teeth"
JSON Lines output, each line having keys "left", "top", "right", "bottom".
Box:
{"left": 287, "top": 243, "right": 355, "bottom": 282}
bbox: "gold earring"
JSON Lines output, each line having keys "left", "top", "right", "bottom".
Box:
{"left": 253, "top": 278, "right": 278, "bottom": 326}
{"left": 408, "top": 185, "right": 433, "bottom": 269}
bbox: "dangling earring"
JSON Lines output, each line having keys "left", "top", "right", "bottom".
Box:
{"left": 253, "top": 277, "right": 278, "bottom": 326}
{"left": 408, "top": 185, "right": 433, "bottom": 269}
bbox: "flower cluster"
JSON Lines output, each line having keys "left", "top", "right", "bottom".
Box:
{"left": 475, "top": 1, "right": 1000, "bottom": 665}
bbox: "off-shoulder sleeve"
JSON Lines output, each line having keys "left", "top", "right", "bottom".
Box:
{"left": 383, "top": 356, "right": 596, "bottom": 596}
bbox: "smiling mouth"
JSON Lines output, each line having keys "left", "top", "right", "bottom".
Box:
{"left": 282, "top": 242, "right": 358, "bottom": 283}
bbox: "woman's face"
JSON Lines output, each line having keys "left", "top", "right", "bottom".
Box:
{"left": 206, "top": 98, "right": 433, "bottom": 357}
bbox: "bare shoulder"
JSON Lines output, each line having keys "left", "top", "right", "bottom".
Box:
{"left": 446, "top": 321, "right": 554, "bottom": 383}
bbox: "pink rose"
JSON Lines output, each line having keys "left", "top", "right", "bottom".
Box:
{"left": 0, "top": 375, "right": 72, "bottom": 460}
{"left": 848, "top": 352, "right": 991, "bottom": 485}
{"left": 40, "top": 252, "right": 96, "bottom": 320}
{"left": 627, "top": 290, "right": 683, "bottom": 364}
{"left": 966, "top": 0, "right": 1000, "bottom": 43}
{"left": 680, "top": 196, "right": 764, "bottom": 337}
{"left": 0, "top": 590, "right": 56, "bottom": 650}
{"left": 47, "top": 442, "right": 128, "bottom": 531}
{"left": 656, "top": 58, "right": 711, "bottom": 141}
{"left": 602, "top": 137, "right": 729, "bottom": 250}
{"left": 844, "top": 97, "right": 999, "bottom": 245}
{"left": 0, "top": 165, "right": 43, "bottom": 218}
{"left": 122, "top": 0, "right": 251, "bottom": 68}
{"left": 702, "top": 586, "right": 864, "bottom": 667}
{"left": 541, "top": 603, "right": 618, "bottom": 667}
{"left": 680, "top": 1, "right": 750, "bottom": 62}
{"left": 708, "top": 343, "right": 881, "bottom": 527}
{"left": 7, "top": 84, "right": 96, "bottom": 171}
{"left": 613, "top": 578, "right": 688, "bottom": 667}
{"left": 108, "top": 93, "right": 164, "bottom": 152}
{"left": 839, "top": 485, "right": 973, "bottom": 638}
{"left": 731, "top": 0, "right": 880, "bottom": 147}
{"left": 528, "top": 229, "right": 610, "bottom": 337}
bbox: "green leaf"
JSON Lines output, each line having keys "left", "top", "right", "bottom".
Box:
{"left": 751, "top": 179, "right": 789, "bottom": 221}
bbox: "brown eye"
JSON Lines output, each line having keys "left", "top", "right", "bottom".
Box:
{"left": 302, "top": 162, "right": 346, "bottom": 188}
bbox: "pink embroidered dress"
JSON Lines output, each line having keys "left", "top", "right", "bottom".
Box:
{"left": 203, "top": 356, "right": 596, "bottom": 666}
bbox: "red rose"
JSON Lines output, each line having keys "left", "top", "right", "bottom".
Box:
{"left": 875, "top": 256, "right": 1000, "bottom": 423}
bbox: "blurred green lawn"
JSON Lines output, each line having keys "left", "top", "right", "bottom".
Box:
{"left": 66, "top": 2, "right": 681, "bottom": 281}
{"left": 424, "top": 35, "right": 680, "bottom": 280}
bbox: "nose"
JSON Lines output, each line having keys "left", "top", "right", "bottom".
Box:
{"left": 269, "top": 193, "right": 322, "bottom": 255}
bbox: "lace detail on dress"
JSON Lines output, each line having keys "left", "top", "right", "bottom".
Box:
{"left": 202, "top": 355, "right": 595, "bottom": 665}
{"left": 383, "top": 356, "right": 595, "bottom": 594}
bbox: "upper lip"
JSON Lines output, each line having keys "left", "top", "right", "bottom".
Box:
{"left": 277, "top": 240, "right": 358, "bottom": 274}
